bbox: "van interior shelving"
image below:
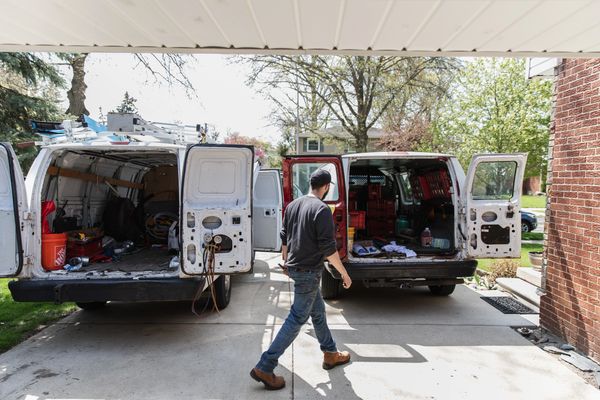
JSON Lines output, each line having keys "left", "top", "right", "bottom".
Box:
{"left": 347, "top": 157, "right": 457, "bottom": 261}
{"left": 41, "top": 148, "right": 179, "bottom": 275}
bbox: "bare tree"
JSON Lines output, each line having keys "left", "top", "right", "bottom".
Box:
{"left": 65, "top": 53, "right": 89, "bottom": 116}
{"left": 379, "top": 65, "right": 459, "bottom": 151}
{"left": 245, "top": 55, "right": 458, "bottom": 152}
{"left": 62, "top": 53, "right": 197, "bottom": 117}
{"left": 133, "top": 53, "right": 196, "bottom": 97}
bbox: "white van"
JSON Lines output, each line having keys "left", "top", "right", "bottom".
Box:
{"left": 283, "top": 152, "right": 527, "bottom": 298}
{"left": 1, "top": 114, "right": 283, "bottom": 310}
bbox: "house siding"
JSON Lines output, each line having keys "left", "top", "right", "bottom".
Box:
{"left": 298, "top": 137, "right": 383, "bottom": 155}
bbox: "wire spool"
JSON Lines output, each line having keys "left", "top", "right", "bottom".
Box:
{"left": 145, "top": 211, "right": 177, "bottom": 240}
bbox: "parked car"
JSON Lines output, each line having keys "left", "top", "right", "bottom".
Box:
{"left": 283, "top": 152, "right": 527, "bottom": 298}
{"left": 1, "top": 113, "right": 283, "bottom": 310}
{"left": 521, "top": 210, "right": 538, "bottom": 233}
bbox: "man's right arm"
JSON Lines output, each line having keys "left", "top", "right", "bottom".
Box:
{"left": 326, "top": 251, "right": 352, "bottom": 289}
{"left": 315, "top": 206, "right": 352, "bottom": 289}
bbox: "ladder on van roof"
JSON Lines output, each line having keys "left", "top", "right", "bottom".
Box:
{"left": 31, "top": 113, "right": 216, "bottom": 146}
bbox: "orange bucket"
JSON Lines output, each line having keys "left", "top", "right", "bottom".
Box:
{"left": 42, "top": 233, "right": 68, "bottom": 271}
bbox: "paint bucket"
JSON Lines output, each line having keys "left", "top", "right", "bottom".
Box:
{"left": 41, "top": 233, "right": 68, "bottom": 271}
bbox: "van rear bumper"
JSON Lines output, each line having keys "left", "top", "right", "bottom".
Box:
{"left": 327, "top": 259, "right": 477, "bottom": 281}
{"left": 8, "top": 277, "right": 205, "bottom": 303}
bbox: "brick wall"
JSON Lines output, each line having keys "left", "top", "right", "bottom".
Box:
{"left": 541, "top": 58, "right": 600, "bottom": 361}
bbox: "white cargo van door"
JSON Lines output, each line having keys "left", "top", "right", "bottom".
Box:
{"left": 181, "top": 144, "right": 254, "bottom": 275}
{"left": 0, "top": 143, "right": 28, "bottom": 277}
{"left": 464, "top": 153, "right": 527, "bottom": 258}
{"left": 253, "top": 169, "right": 283, "bottom": 252}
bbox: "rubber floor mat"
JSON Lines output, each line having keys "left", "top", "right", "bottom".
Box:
{"left": 480, "top": 296, "right": 538, "bottom": 314}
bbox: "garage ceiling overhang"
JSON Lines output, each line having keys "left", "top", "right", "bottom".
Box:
{"left": 1, "top": 0, "right": 600, "bottom": 57}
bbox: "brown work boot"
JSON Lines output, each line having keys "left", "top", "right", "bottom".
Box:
{"left": 323, "top": 351, "right": 351, "bottom": 370}
{"left": 250, "top": 368, "right": 286, "bottom": 390}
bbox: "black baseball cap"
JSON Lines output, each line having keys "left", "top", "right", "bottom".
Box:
{"left": 310, "top": 169, "right": 334, "bottom": 188}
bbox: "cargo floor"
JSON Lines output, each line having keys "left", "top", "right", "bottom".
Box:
{"left": 71, "top": 247, "right": 174, "bottom": 273}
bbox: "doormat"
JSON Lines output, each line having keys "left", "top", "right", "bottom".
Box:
{"left": 480, "top": 296, "right": 538, "bottom": 314}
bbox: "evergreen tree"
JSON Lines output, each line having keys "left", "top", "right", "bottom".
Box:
{"left": 0, "top": 53, "right": 66, "bottom": 170}
{"left": 113, "top": 91, "right": 139, "bottom": 114}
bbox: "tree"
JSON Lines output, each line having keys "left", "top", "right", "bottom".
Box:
{"left": 378, "top": 64, "right": 459, "bottom": 151}
{"left": 245, "top": 55, "right": 458, "bottom": 152}
{"left": 63, "top": 53, "right": 89, "bottom": 116}
{"left": 63, "top": 53, "right": 197, "bottom": 117}
{"left": 0, "top": 53, "right": 67, "bottom": 170}
{"left": 113, "top": 91, "right": 139, "bottom": 114}
{"left": 223, "top": 132, "right": 272, "bottom": 165}
{"left": 432, "top": 58, "right": 552, "bottom": 178}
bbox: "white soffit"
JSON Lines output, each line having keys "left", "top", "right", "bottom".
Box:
{"left": 0, "top": 0, "right": 600, "bottom": 57}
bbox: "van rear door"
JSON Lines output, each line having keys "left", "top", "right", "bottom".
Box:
{"left": 0, "top": 143, "right": 28, "bottom": 277}
{"left": 253, "top": 169, "right": 283, "bottom": 252}
{"left": 464, "top": 153, "right": 527, "bottom": 258}
{"left": 181, "top": 144, "right": 254, "bottom": 275}
{"left": 282, "top": 156, "right": 347, "bottom": 258}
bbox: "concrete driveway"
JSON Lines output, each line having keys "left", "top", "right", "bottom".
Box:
{"left": 1, "top": 253, "right": 597, "bottom": 400}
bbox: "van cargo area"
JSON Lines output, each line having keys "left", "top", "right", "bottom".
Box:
{"left": 347, "top": 157, "right": 457, "bottom": 262}
{"left": 39, "top": 148, "right": 179, "bottom": 276}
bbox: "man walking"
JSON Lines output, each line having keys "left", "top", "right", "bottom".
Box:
{"left": 250, "top": 169, "right": 353, "bottom": 390}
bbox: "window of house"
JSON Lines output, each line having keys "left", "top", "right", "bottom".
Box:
{"left": 306, "top": 138, "right": 320, "bottom": 152}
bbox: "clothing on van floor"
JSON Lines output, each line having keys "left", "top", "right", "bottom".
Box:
{"left": 280, "top": 195, "right": 337, "bottom": 271}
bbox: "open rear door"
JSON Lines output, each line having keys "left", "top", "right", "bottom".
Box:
{"left": 282, "top": 156, "right": 347, "bottom": 258}
{"left": 253, "top": 169, "right": 283, "bottom": 252}
{"left": 0, "top": 143, "right": 28, "bottom": 277}
{"left": 181, "top": 144, "right": 254, "bottom": 275}
{"left": 464, "top": 153, "right": 527, "bottom": 258}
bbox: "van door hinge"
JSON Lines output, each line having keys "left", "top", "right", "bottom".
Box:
{"left": 22, "top": 211, "right": 34, "bottom": 221}
{"left": 24, "top": 256, "right": 33, "bottom": 266}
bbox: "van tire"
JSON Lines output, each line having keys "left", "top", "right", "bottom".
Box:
{"left": 321, "top": 272, "right": 341, "bottom": 299}
{"left": 213, "top": 275, "right": 232, "bottom": 309}
{"left": 76, "top": 301, "right": 107, "bottom": 310}
{"left": 428, "top": 284, "right": 456, "bottom": 296}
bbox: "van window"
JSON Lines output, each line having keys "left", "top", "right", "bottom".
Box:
{"left": 398, "top": 172, "right": 414, "bottom": 204}
{"left": 291, "top": 162, "right": 339, "bottom": 201}
{"left": 471, "top": 161, "right": 517, "bottom": 200}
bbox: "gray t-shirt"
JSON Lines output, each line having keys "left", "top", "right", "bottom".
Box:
{"left": 280, "top": 195, "right": 337, "bottom": 270}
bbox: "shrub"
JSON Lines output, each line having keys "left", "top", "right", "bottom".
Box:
{"left": 488, "top": 259, "right": 519, "bottom": 285}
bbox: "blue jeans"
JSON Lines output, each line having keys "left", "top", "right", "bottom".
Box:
{"left": 256, "top": 268, "right": 337, "bottom": 373}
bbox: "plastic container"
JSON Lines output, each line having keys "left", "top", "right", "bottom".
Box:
{"left": 41, "top": 233, "right": 68, "bottom": 271}
{"left": 395, "top": 216, "right": 410, "bottom": 235}
{"left": 420, "top": 227, "right": 432, "bottom": 247}
{"left": 431, "top": 237, "right": 450, "bottom": 249}
{"left": 347, "top": 227, "right": 356, "bottom": 251}
{"left": 349, "top": 211, "right": 366, "bottom": 229}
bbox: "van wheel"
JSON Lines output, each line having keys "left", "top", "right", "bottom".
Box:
{"left": 428, "top": 284, "right": 456, "bottom": 296}
{"left": 213, "top": 275, "right": 232, "bottom": 309}
{"left": 76, "top": 301, "right": 107, "bottom": 310}
{"left": 321, "top": 272, "right": 341, "bottom": 299}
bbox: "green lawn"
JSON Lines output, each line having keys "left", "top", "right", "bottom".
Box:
{"left": 522, "top": 195, "right": 546, "bottom": 209}
{"left": 522, "top": 231, "right": 543, "bottom": 241}
{"left": 0, "top": 279, "right": 76, "bottom": 353}
{"left": 476, "top": 242, "right": 544, "bottom": 272}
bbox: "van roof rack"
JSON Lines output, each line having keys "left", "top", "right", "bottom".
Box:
{"left": 31, "top": 113, "right": 215, "bottom": 146}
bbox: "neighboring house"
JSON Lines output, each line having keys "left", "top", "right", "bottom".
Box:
{"left": 297, "top": 127, "right": 386, "bottom": 155}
